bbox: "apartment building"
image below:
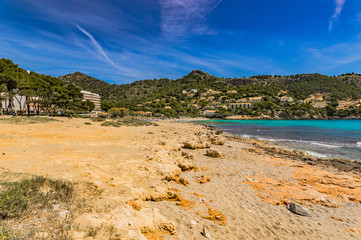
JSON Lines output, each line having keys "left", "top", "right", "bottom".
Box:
{"left": 81, "top": 91, "right": 101, "bottom": 111}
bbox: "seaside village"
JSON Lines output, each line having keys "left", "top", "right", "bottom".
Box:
{"left": 134, "top": 88, "right": 361, "bottom": 118}
{"left": 1, "top": 87, "right": 361, "bottom": 117}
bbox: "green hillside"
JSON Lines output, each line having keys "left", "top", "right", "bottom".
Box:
{"left": 58, "top": 70, "right": 361, "bottom": 118}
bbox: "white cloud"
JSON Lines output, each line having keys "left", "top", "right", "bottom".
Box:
{"left": 76, "top": 25, "right": 132, "bottom": 73}
{"left": 329, "top": 0, "right": 346, "bottom": 31}
{"left": 159, "top": 0, "right": 223, "bottom": 39}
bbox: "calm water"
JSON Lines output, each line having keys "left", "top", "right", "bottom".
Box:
{"left": 196, "top": 120, "right": 361, "bottom": 161}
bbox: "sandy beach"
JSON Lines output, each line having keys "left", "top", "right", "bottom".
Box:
{"left": 0, "top": 116, "right": 360, "bottom": 240}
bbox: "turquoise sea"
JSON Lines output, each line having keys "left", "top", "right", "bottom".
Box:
{"left": 196, "top": 120, "right": 361, "bottom": 161}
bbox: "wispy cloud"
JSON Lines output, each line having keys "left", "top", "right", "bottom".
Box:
{"left": 329, "top": 0, "right": 346, "bottom": 31}
{"left": 76, "top": 24, "right": 129, "bottom": 73}
{"left": 159, "top": 0, "right": 223, "bottom": 39}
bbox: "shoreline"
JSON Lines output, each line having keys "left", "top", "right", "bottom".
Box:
{"left": 225, "top": 133, "right": 361, "bottom": 175}
{"left": 186, "top": 118, "right": 361, "bottom": 161}
{"left": 187, "top": 120, "right": 361, "bottom": 175}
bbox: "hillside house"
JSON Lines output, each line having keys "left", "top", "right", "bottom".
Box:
{"left": 225, "top": 99, "right": 236, "bottom": 104}
{"left": 248, "top": 97, "right": 263, "bottom": 103}
{"left": 229, "top": 103, "right": 252, "bottom": 109}
{"left": 280, "top": 96, "right": 294, "bottom": 103}
{"left": 216, "top": 105, "right": 228, "bottom": 110}
{"left": 236, "top": 98, "right": 248, "bottom": 103}
{"left": 187, "top": 103, "right": 198, "bottom": 108}
{"left": 227, "top": 90, "right": 237, "bottom": 94}
{"left": 211, "top": 102, "right": 221, "bottom": 107}
{"left": 203, "top": 110, "right": 216, "bottom": 117}
{"left": 312, "top": 102, "right": 327, "bottom": 109}
{"left": 206, "top": 89, "right": 221, "bottom": 95}
{"left": 204, "top": 106, "right": 215, "bottom": 110}
{"left": 336, "top": 101, "right": 358, "bottom": 110}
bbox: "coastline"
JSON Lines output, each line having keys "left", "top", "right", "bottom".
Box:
{"left": 0, "top": 116, "right": 360, "bottom": 239}
{"left": 224, "top": 134, "right": 361, "bottom": 175}
{"left": 186, "top": 118, "right": 361, "bottom": 162}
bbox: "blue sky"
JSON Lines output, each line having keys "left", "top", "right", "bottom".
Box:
{"left": 1, "top": 0, "right": 361, "bottom": 83}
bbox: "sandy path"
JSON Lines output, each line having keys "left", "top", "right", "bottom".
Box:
{"left": 0, "top": 117, "right": 360, "bottom": 240}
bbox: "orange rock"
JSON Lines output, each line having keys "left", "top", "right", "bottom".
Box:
{"left": 345, "top": 228, "right": 361, "bottom": 235}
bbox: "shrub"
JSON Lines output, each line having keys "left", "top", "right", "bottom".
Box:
{"left": 0, "top": 225, "right": 26, "bottom": 240}
{"left": 0, "top": 176, "right": 74, "bottom": 219}
{"left": 107, "top": 108, "right": 129, "bottom": 118}
{"left": 100, "top": 117, "right": 157, "bottom": 127}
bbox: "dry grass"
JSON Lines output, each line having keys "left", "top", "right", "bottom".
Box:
{"left": 0, "top": 172, "right": 101, "bottom": 239}
{"left": 0, "top": 116, "right": 58, "bottom": 124}
{"left": 100, "top": 117, "right": 158, "bottom": 127}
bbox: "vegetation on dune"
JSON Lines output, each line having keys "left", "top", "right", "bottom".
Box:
{"left": 0, "top": 116, "right": 59, "bottom": 124}
{"left": 101, "top": 117, "right": 158, "bottom": 127}
{"left": 0, "top": 172, "right": 102, "bottom": 240}
{"left": 0, "top": 225, "right": 26, "bottom": 240}
{"left": 0, "top": 176, "right": 74, "bottom": 219}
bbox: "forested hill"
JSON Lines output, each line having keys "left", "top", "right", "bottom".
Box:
{"left": 59, "top": 70, "right": 361, "bottom": 104}
{"left": 58, "top": 72, "right": 115, "bottom": 98}
{"left": 3, "top": 56, "right": 361, "bottom": 118}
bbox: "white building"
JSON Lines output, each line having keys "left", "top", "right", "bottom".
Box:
{"left": 229, "top": 103, "right": 252, "bottom": 110}
{"left": 81, "top": 91, "right": 101, "bottom": 111}
{"left": 203, "top": 110, "right": 216, "bottom": 117}
{"left": 280, "top": 96, "right": 294, "bottom": 103}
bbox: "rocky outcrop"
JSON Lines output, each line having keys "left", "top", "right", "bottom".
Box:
{"left": 182, "top": 130, "right": 226, "bottom": 149}
{"left": 286, "top": 202, "right": 312, "bottom": 217}
{"left": 206, "top": 148, "right": 223, "bottom": 158}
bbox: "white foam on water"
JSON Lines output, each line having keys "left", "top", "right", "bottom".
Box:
{"left": 306, "top": 151, "right": 329, "bottom": 159}
{"left": 357, "top": 142, "right": 361, "bottom": 147}
{"left": 241, "top": 134, "right": 251, "bottom": 139}
{"left": 255, "top": 138, "right": 342, "bottom": 149}
{"left": 309, "top": 142, "right": 342, "bottom": 149}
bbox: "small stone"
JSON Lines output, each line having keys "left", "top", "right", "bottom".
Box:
{"left": 206, "top": 148, "right": 223, "bottom": 158}
{"left": 59, "top": 210, "right": 69, "bottom": 218}
{"left": 201, "top": 226, "right": 211, "bottom": 239}
{"left": 128, "top": 222, "right": 133, "bottom": 226}
{"left": 287, "top": 202, "right": 311, "bottom": 217}
{"left": 190, "top": 220, "right": 197, "bottom": 229}
{"left": 53, "top": 204, "right": 60, "bottom": 211}
{"left": 95, "top": 214, "right": 99, "bottom": 218}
